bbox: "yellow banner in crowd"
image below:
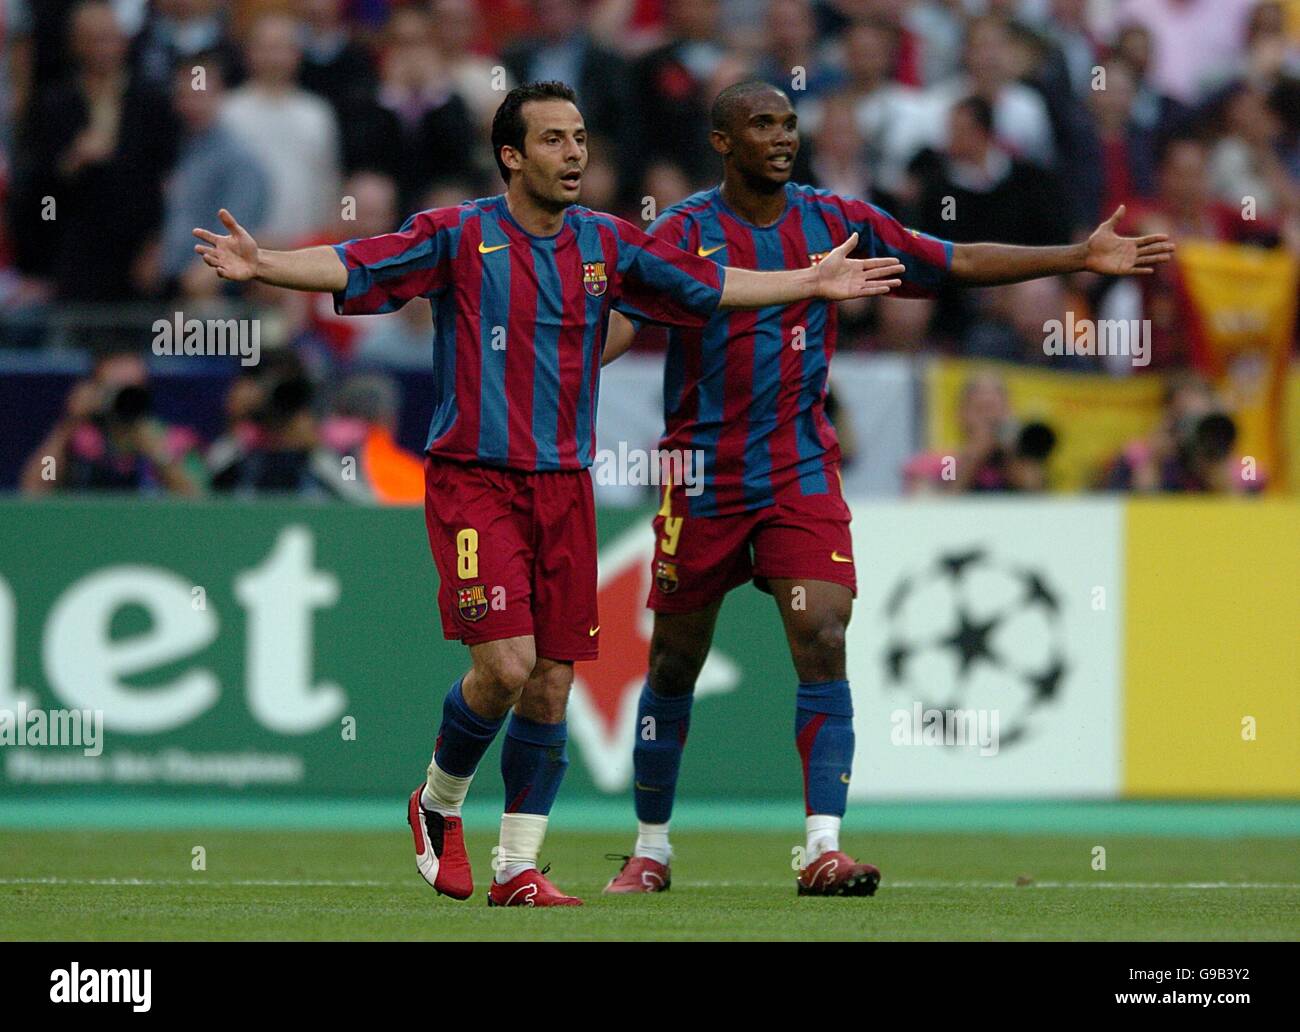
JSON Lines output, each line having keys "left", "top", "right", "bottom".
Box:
{"left": 1123, "top": 500, "right": 1300, "bottom": 797}
{"left": 1287, "top": 366, "right": 1300, "bottom": 492}
{"left": 926, "top": 360, "right": 1166, "bottom": 491}
{"left": 1177, "top": 241, "right": 1298, "bottom": 489}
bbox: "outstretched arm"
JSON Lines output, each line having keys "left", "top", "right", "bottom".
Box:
{"left": 193, "top": 209, "right": 347, "bottom": 292}
{"left": 719, "top": 232, "right": 903, "bottom": 308}
{"left": 950, "top": 206, "right": 1175, "bottom": 286}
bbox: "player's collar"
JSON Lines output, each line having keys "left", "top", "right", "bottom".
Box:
{"left": 713, "top": 182, "right": 793, "bottom": 231}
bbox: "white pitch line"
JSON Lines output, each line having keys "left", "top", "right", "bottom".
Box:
{"left": 0, "top": 877, "right": 393, "bottom": 887}
{"left": 686, "top": 880, "right": 1300, "bottom": 890}
{"left": 1, "top": 877, "right": 1296, "bottom": 890}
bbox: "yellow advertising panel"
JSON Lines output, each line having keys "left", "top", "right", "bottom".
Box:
{"left": 1123, "top": 500, "right": 1300, "bottom": 797}
{"left": 926, "top": 360, "right": 1165, "bottom": 491}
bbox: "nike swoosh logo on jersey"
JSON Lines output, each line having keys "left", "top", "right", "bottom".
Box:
{"left": 697, "top": 244, "right": 725, "bottom": 257}
{"left": 478, "top": 241, "right": 510, "bottom": 254}
{"left": 589, "top": 625, "right": 600, "bottom": 636}
{"left": 831, "top": 551, "right": 853, "bottom": 563}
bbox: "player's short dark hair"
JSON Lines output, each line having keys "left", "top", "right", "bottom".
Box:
{"left": 710, "top": 80, "right": 790, "bottom": 134}
{"left": 490, "top": 81, "right": 578, "bottom": 184}
{"left": 953, "top": 95, "right": 995, "bottom": 134}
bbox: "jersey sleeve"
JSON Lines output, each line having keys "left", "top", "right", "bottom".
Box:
{"left": 609, "top": 216, "right": 725, "bottom": 328}
{"left": 841, "top": 196, "right": 952, "bottom": 299}
{"left": 331, "top": 207, "right": 460, "bottom": 315}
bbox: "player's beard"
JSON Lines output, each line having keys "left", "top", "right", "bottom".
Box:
{"left": 738, "top": 163, "right": 790, "bottom": 195}
{"left": 524, "top": 168, "right": 578, "bottom": 214}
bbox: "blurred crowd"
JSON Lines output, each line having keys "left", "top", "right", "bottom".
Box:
{"left": 1, "top": 0, "right": 1297, "bottom": 498}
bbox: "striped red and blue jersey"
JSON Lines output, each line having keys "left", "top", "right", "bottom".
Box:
{"left": 332, "top": 194, "right": 726, "bottom": 472}
{"left": 647, "top": 183, "right": 952, "bottom": 516}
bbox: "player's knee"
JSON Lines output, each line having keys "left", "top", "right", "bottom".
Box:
{"left": 517, "top": 663, "right": 573, "bottom": 723}
{"left": 791, "top": 617, "right": 847, "bottom": 677}
{"left": 647, "top": 643, "right": 703, "bottom": 698}
{"left": 477, "top": 650, "right": 534, "bottom": 698}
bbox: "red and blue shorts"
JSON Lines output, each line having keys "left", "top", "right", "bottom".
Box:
{"left": 646, "top": 472, "right": 857, "bottom": 614}
{"left": 424, "top": 457, "right": 599, "bottom": 661}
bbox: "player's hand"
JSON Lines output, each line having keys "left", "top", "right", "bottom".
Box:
{"left": 192, "top": 209, "right": 260, "bottom": 282}
{"left": 815, "top": 232, "right": 905, "bottom": 300}
{"left": 1084, "top": 206, "right": 1175, "bottom": 276}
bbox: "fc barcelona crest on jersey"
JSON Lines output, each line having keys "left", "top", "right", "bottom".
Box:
{"left": 654, "top": 559, "right": 679, "bottom": 595}
{"left": 457, "top": 584, "right": 488, "bottom": 622}
{"left": 808, "top": 252, "right": 829, "bottom": 266}
{"left": 582, "top": 261, "right": 608, "bottom": 297}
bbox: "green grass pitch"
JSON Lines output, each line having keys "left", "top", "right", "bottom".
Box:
{"left": 2, "top": 827, "right": 1296, "bottom": 940}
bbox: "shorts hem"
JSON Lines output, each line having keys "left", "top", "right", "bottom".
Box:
{"left": 751, "top": 566, "right": 857, "bottom": 597}
{"left": 443, "top": 625, "right": 534, "bottom": 647}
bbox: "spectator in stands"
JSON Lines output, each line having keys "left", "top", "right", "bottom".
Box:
{"left": 903, "top": 0, "right": 966, "bottom": 87}
{"left": 221, "top": 12, "right": 340, "bottom": 245}
{"left": 15, "top": 0, "right": 177, "bottom": 300}
{"left": 148, "top": 52, "right": 270, "bottom": 300}
{"left": 808, "top": 91, "right": 871, "bottom": 200}
{"left": 815, "top": 0, "right": 924, "bottom": 86}
{"left": 208, "top": 355, "right": 370, "bottom": 500}
{"left": 132, "top": 0, "right": 243, "bottom": 90}
{"left": 752, "top": 0, "right": 842, "bottom": 105}
{"left": 627, "top": 0, "right": 749, "bottom": 193}
{"left": 902, "top": 95, "right": 1071, "bottom": 360}
{"left": 801, "top": 18, "right": 927, "bottom": 210}
{"left": 1115, "top": 0, "right": 1259, "bottom": 106}
{"left": 904, "top": 370, "right": 1056, "bottom": 494}
{"left": 1088, "top": 58, "right": 1159, "bottom": 219}
{"left": 1117, "top": 136, "right": 1280, "bottom": 370}
{"left": 429, "top": 0, "right": 514, "bottom": 138}
{"left": 320, "top": 373, "right": 425, "bottom": 504}
{"left": 1002, "top": 17, "right": 1103, "bottom": 233}
{"left": 503, "top": 0, "right": 631, "bottom": 193}
{"left": 287, "top": 169, "right": 401, "bottom": 364}
{"left": 296, "top": 0, "right": 377, "bottom": 115}
{"left": 20, "top": 350, "right": 201, "bottom": 496}
{"left": 926, "top": 14, "right": 1056, "bottom": 169}
{"left": 1111, "top": 21, "right": 1187, "bottom": 137}
{"left": 1039, "top": 0, "right": 1100, "bottom": 98}
{"left": 1100, "top": 371, "right": 1263, "bottom": 493}
{"left": 1208, "top": 82, "right": 1300, "bottom": 228}
{"left": 340, "top": 6, "right": 480, "bottom": 210}
{"left": 1127, "top": 136, "right": 1261, "bottom": 242}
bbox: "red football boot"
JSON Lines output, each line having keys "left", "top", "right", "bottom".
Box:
{"left": 603, "top": 854, "right": 671, "bottom": 894}
{"left": 407, "top": 787, "right": 474, "bottom": 900}
{"left": 796, "top": 850, "right": 881, "bottom": 897}
{"left": 487, "top": 865, "right": 583, "bottom": 907}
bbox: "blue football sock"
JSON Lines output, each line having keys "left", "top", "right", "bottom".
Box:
{"left": 632, "top": 680, "right": 693, "bottom": 824}
{"left": 501, "top": 714, "right": 569, "bottom": 815}
{"left": 795, "top": 679, "right": 854, "bottom": 817}
{"left": 433, "top": 678, "right": 505, "bottom": 778}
